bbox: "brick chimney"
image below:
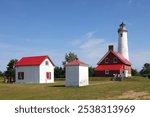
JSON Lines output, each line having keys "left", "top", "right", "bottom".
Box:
{"left": 108, "top": 45, "right": 114, "bottom": 51}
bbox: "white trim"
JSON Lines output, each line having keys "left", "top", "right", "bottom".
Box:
{"left": 105, "top": 58, "right": 109, "bottom": 63}
{"left": 105, "top": 70, "right": 109, "bottom": 75}
{"left": 113, "top": 57, "right": 118, "bottom": 63}
{"left": 97, "top": 50, "right": 131, "bottom": 65}
{"left": 97, "top": 51, "right": 110, "bottom": 65}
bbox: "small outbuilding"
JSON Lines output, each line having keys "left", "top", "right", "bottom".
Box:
{"left": 65, "top": 58, "right": 89, "bottom": 87}
{"left": 15, "top": 55, "right": 55, "bottom": 83}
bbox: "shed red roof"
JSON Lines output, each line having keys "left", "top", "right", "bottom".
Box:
{"left": 15, "top": 55, "right": 55, "bottom": 67}
{"left": 95, "top": 64, "right": 123, "bottom": 71}
{"left": 65, "top": 59, "right": 89, "bottom": 67}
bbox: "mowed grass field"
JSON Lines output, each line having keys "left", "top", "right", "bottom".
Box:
{"left": 0, "top": 76, "right": 150, "bottom": 100}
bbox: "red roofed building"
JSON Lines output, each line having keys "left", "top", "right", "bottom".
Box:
{"left": 15, "top": 55, "right": 55, "bottom": 83}
{"left": 95, "top": 45, "right": 131, "bottom": 77}
{"left": 65, "top": 58, "right": 89, "bottom": 87}
{"left": 65, "top": 59, "right": 89, "bottom": 67}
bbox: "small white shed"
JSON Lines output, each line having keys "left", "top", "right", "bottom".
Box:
{"left": 15, "top": 55, "right": 55, "bottom": 83}
{"left": 65, "top": 59, "right": 89, "bottom": 87}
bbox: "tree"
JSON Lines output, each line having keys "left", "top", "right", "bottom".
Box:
{"left": 54, "top": 66, "right": 65, "bottom": 78}
{"left": 131, "top": 68, "right": 139, "bottom": 76}
{"left": 0, "top": 71, "right": 4, "bottom": 77}
{"left": 63, "top": 52, "right": 78, "bottom": 65}
{"left": 140, "top": 63, "right": 150, "bottom": 76}
{"left": 4, "top": 59, "right": 18, "bottom": 83}
{"left": 89, "top": 66, "right": 95, "bottom": 77}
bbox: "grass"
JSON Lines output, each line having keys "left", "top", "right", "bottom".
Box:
{"left": 0, "top": 76, "right": 150, "bottom": 100}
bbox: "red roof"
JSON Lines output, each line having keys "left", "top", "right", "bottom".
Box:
{"left": 95, "top": 64, "right": 124, "bottom": 71}
{"left": 112, "top": 51, "right": 131, "bottom": 65}
{"left": 15, "top": 55, "right": 55, "bottom": 67}
{"left": 97, "top": 50, "right": 131, "bottom": 65}
{"left": 65, "top": 59, "right": 89, "bottom": 67}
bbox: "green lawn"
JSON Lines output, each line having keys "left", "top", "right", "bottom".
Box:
{"left": 0, "top": 76, "right": 150, "bottom": 100}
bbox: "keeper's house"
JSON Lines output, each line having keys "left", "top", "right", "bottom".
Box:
{"left": 95, "top": 45, "right": 131, "bottom": 77}
{"left": 15, "top": 55, "right": 55, "bottom": 83}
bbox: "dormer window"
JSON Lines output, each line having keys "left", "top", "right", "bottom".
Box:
{"left": 105, "top": 58, "right": 109, "bottom": 63}
{"left": 45, "top": 61, "right": 49, "bottom": 65}
{"left": 113, "top": 57, "right": 118, "bottom": 63}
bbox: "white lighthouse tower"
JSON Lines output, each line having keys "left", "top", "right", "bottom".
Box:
{"left": 118, "top": 22, "right": 129, "bottom": 60}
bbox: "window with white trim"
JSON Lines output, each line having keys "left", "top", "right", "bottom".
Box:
{"left": 105, "top": 58, "right": 109, "bottom": 63}
{"left": 46, "top": 72, "right": 51, "bottom": 79}
{"left": 45, "top": 61, "right": 49, "bottom": 65}
{"left": 18, "top": 72, "right": 24, "bottom": 80}
{"left": 105, "top": 70, "right": 109, "bottom": 75}
{"left": 113, "top": 57, "right": 118, "bottom": 63}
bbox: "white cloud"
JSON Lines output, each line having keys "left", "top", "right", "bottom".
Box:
{"left": 1, "top": 31, "right": 148, "bottom": 72}
{"left": 84, "top": 31, "right": 96, "bottom": 38}
{"left": 69, "top": 32, "right": 116, "bottom": 67}
{"left": 0, "top": 42, "right": 63, "bottom": 71}
{"left": 69, "top": 31, "right": 150, "bottom": 71}
{"left": 69, "top": 31, "right": 96, "bottom": 46}
{"left": 80, "top": 38, "right": 104, "bottom": 49}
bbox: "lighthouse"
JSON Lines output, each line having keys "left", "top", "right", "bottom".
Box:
{"left": 118, "top": 22, "right": 129, "bottom": 60}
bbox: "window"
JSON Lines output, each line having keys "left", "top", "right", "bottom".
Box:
{"left": 120, "top": 33, "right": 123, "bottom": 37}
{"left": 46, "top": 72, "right": 51, "bottom": 79}
{"left": 18, "top": 72, "right": 24, "bottom": 80}
{"left": 113, "top": 57, "right": 118, "bottom": 63}
{"left": 105, "top": 70, "right": 109, "bottom": 75}
{"left": 45, "top": 61, "right": 49, "bottom": 65}
{"left": 105, "top": 58, "right": 109, "bottom": 63}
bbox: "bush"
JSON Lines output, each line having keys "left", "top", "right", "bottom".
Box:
{"left": 0, "top": 71, "right": 4, "bottom": 77}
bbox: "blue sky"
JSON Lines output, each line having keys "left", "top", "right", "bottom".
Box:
{"left": 0, "top": 0, "right": 150, "bottom": 71}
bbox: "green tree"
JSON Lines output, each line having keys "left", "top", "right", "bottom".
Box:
{"left": 0, "top": 71, "right": 3, "bottom": 76}
{"left": 4, "top": 59, "right": 18, "bottom": 82}
{"left": 89, "top": 66, "right": 95, "bottom": 77}
{"left": 140, "top": 63, "right": 150, "bottom": 76}
{"left": 63, "top": 52, "right": 78, "bottom": 65}
{"left": 54, "top": 66, "right": 65, "bottom": 78}
{"left": 131, "top": 68, "right": 139, "bottom": 76}
{"left": 0, "top": 71, "right": 4, "bottom": 79}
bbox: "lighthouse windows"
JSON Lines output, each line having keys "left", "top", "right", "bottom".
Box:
{"left": 120, "top": 33, "right": 123, "bottom": 37}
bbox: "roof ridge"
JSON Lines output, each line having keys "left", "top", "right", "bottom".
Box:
{"left": 65, "top": 59, "right": 88, "bottom": 66}
{"left": 16, "top": 55, "right": 55, "bottom": 67}
{"left": 112, "top": 51, "right": 131, "bottom": 65}
{"left": 97, "top": 50, "right": 131, "bottom": 65}
{"left": 22, "top": 55, "right": 48, "bottom": 58}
